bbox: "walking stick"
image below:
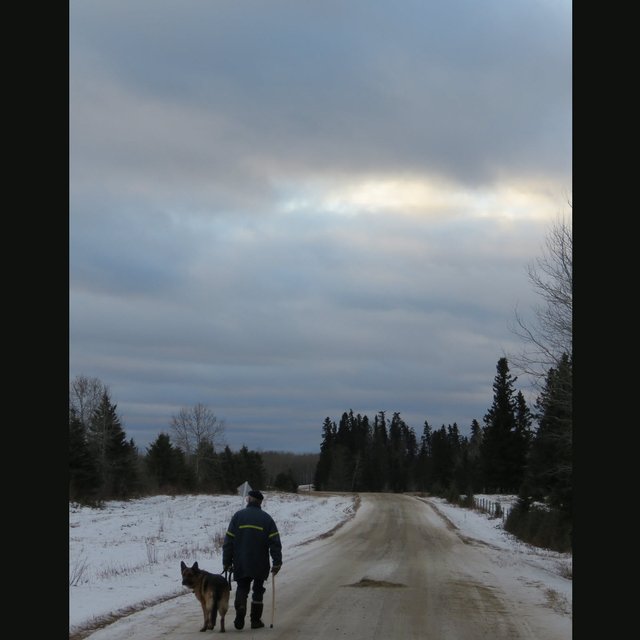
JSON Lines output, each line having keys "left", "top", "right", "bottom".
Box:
{"left": 270, "top": 572, "right": 275, "bottom": 628}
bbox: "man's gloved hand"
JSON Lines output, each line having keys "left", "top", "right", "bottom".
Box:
{"left": 223, "top": 564, "right": 233, "bottom": 573}
{"left": 271, "top": 564, "right": 282, "bottom": 575}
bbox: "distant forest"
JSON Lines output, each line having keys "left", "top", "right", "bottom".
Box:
{"left": 69, "top": 374, "right": 318, "bottom": 501}
{"left": 69, "top": 351, "right": 570, "bottom": 545}
{"left": 313, "top": 354, "right": 571, "bottom": 515}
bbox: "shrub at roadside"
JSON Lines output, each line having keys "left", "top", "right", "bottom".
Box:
{"left": 504, "top": 499, "right": 571, "bottom": 553}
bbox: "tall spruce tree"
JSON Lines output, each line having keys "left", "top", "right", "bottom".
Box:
{"left": 447, "top": 423, "right": 465, "bottom": 494}
{"left": 388, "top": 412, "right": 406, "bottom": 492}
{"left": 237, "top": 445, "right": 267, "bottom": 491}
{"left": 351, "top": 413, "right": 371, "bottom": 491}
{"left": 145, "top": 433, "right": 193, "bottom": 492}
{"left": 512, "top": 390, "right": 533, "bottom": 491}
{"left": 69, "top": 407, "right": 100, "bottom": 503}
{"left": 88, "top": 391, "right": 139, "bottom": 498}
{"left": 480, "top": 357, "right": 522, "bottom": 493}
{"left": 526, "top": 352, "right": 572, "bottom": 513}
{"left": 333, "top": 411, "right": 356, "bottom": 490}
{"left": 145, "top": 433, "right": 173, "bottom": 489}
{"left": 403, "top": 420, "right": 418, "bottom": 491}
{"left": 415, "top": 420, "right": 434, "bottom": 491}
{"left": 370, "top": 411, "right": 390, "bottom": 491}
{"left": 430, "top": 425, "right": 453, "bottom": 493}
{"left": 387, "top": 413, "right": 418, "bottom": 492}
{"left": 314, "top": 417, "right": 336, "bottom": 490}
{"left": 195, "top": 439, "right": 223, "bottom": 492}
{"left": 220, "top": 446, "right": 238, "bottom": 493}
{"left": 467, "top": 419, "right": 483, "bottom": 493}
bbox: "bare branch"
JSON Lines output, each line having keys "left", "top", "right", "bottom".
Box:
{"left": 70, "top": 375, "right": 109, "bottom": 426}
{"left": 509, "top": 203, "right": 572, "bottom": 384}
{"left": 169, "top": 403, "right": 227, "bottom": 483}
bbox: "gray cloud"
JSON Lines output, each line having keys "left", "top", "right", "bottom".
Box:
{"left": 70, "top": 0, "right": 571, "bottom": 453}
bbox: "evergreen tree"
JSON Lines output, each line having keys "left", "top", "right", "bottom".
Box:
{"left": 350, "top": 413, "right": 371, "bottom": 491}
{"left": 145, "top": 433, "right": 194, "bottom": 492}
{"left": 526, "top": 353, "right": 572, "bottom": 514}
{"left": 430, "top": 425, "right": 453, "bottom": 493}
{"left": 467, "top": 419, "right": 483, "bottom": 493}
{"left": 145, "top": 433, "right": 176, "bottom": 489}
{"left": 370, "top": 411, "right": 390, "bottom": 491}
{"left": 112, "top": 437, "right": 140, "bottom": 498}
{"left": 336, "top": 411, "right": 354, "bottom": 451}
{"left": 451, "top": 436, "right": 471, "bottom": 498}
{"left": 220, "top": 446, "right": 238, "bottom": 493}
{"left": 237, "top": 445, "right": 267, "bottom": 491}
{"left": 403, "top": 421, "right": 418, "bottom": 491}
{"left": 175, "top": 447, "right": 197, "bottom": 492}
{"left": 333, "top": 411, "right": 356, "bottom": 489}
{"left": 326, "top": 444, "right": 351, "bottom": 490}
{"left": 69, "top": 407, "right": 100, "bottom": 503}
{"left": 314, "top": 417, "right": 336, "bottom": 490}
{"left": 274, "top": 469, "right": 298, "bottom": 492}
{"left": 388, "top": 412, "right": 405, "bottom": 491}
{"left": 415, "top": 420, "right": 433, "bottom": 491}
{"left": 480, "top": 357, "right": 521, "bottom": 493}
{"left": 351, "top": 413, "right": 371, "bottom": 455}
{"left": 512, "top": 390, "right": 533, "bottom": 491}
{"left": 447, "top": 423, "right": 466, "bottom": 495}
{"left": 447, "top": 423, "right": 461, "bottom": 460}
{"left": 88, "top": 391, "right": 139, "bottom": 499}
{"left": 387, "top": 413, "right": 417, "bottom": 492}
{"left": 195, "top": 439, "right": 223, "bottom": 492}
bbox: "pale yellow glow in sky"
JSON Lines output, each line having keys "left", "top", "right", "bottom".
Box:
{"left": 279, "top": 174, "right": 564, "bottom": 224}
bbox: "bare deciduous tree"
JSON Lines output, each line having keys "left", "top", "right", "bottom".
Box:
{"left": 170, "top": 403, "right": 226, "bottom": 482}
{"left": 510, "top": 203, "right": 572, "bottom": 385}
{"left": 69, "top": 375, "right": 108, "bottom": 426}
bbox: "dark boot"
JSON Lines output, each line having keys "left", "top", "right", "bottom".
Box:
{"left": 234, "top": 594, "right": 247, "bottom": 630}
{"left": 250, "top": 602, "right": 265, "bottom": 629}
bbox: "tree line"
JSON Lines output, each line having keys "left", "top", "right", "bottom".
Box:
{"left": 313, "top": 353, "right": 571, "bottom": 512}
{"left": 69, "top": 377, "right": 273, "bottom": 502}
{"left": 69, "top": 350, "right": 570, "bottom": 514}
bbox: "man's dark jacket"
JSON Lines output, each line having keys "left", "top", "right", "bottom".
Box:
{"left": 222, "top": 502, "right": 282, "bottom": 581}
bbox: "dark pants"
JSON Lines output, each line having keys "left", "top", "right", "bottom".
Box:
{"left": 235, "top": 576, "right": 266, "bottom": 605}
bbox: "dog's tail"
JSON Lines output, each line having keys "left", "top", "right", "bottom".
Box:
{"left": 215, "top": 579, "right": 230, "bottom": 625}
{"left": 210, "top": 584, "right": 220, "bottom": 629}
{"left": 210, "top": 600, "right": 218, "bottom": 629}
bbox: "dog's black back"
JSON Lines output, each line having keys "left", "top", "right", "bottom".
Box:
{"left": 181, "top": 561, "right": 230, "bottom": 632}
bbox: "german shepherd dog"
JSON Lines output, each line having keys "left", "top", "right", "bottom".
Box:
{"left": 180, "top": 561, "right": 230, "bottom": 632}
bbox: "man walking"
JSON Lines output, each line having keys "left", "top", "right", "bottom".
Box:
{"left": 222, "top": 490, "right": 282, "bottom": 629}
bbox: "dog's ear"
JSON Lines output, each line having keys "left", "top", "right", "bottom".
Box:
{"left": 181, "top": 561, "right": 187, "bottom": 571}
{"left": 193, "top": 561, "right": 199, "bottom": 570}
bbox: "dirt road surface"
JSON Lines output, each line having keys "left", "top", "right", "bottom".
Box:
{"left": 82, "top": 492, "right": 570, "bottom": 639}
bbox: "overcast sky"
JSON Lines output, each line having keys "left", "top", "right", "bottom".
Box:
{"left": 69, "top": 0, "right": 572, "bottom": 454}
